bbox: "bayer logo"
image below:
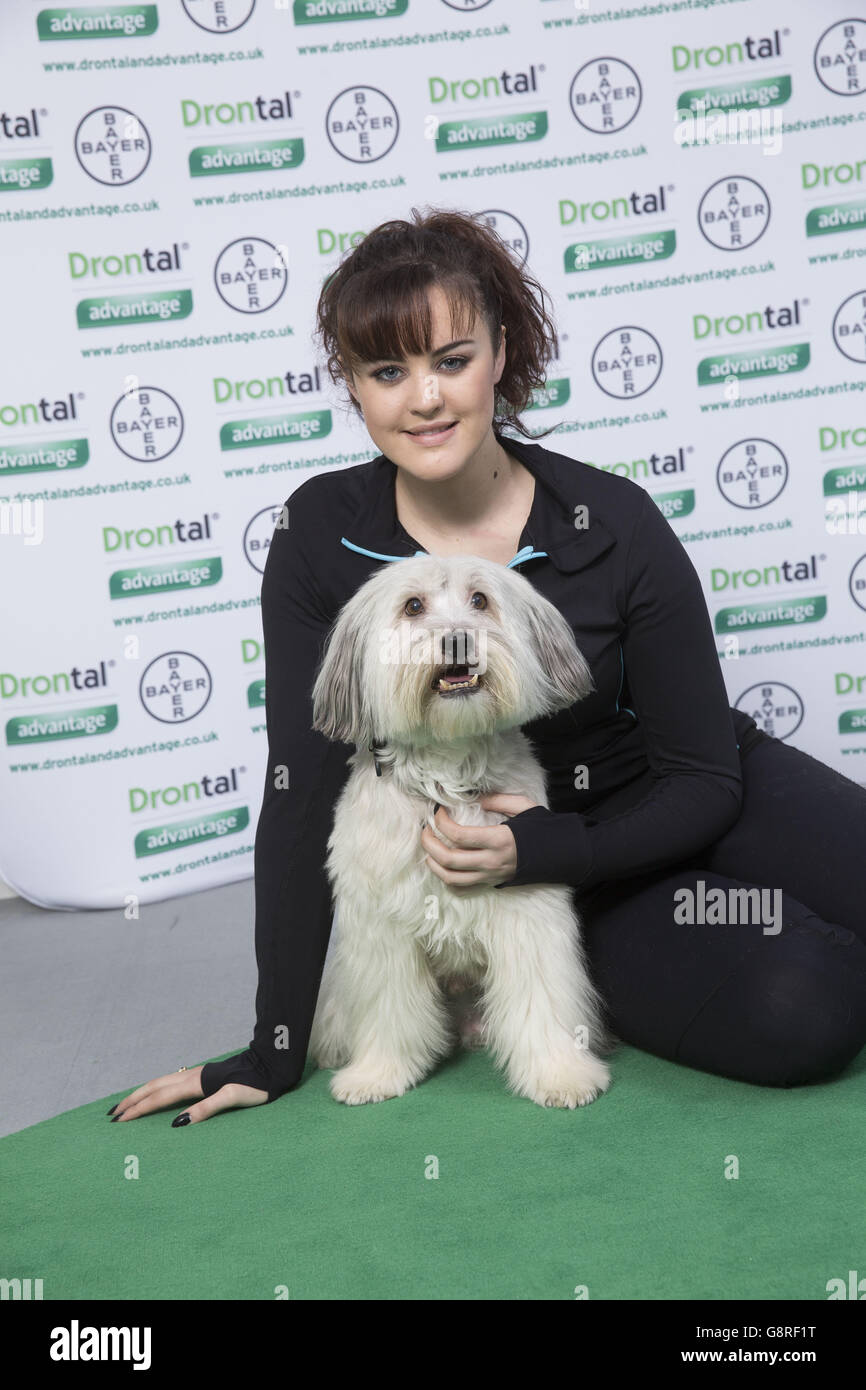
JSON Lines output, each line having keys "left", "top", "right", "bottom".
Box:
{"left": 814, "top": 19, "right": 866, "bottom": 97}
{"left": 139, "top": 652, "right": 213, "bottom": 724}
{"left": 698, "top": 176, "right": 770, "bottom": 252}
{"left": 325, "top": 86, "right": 399, "bottom": 163}
{"left": 74, "top": 107, "right": 151, "bottom": 186}
{"left": 181, "top": 0, "right": 256, "bottom": 33}
{"left": 832, "top": 291, "right": 866, "bottom": 365}
{"left": 717, "top": 440, "right": 789, "bottom": 510}
{"left": 735, "top": 682, "right": 804, "bottom": 741}
{"left": 477, "top": 210, "right": 529, "bottom": 265}
{"left": 849, "top": 554, "right": 866, "bottom": 614}
{"left": 214, "top": 238, "right": 288, "bottom": 314}
{"left": 569, "top": 57, "right": 642, "bottom": 135}
{"left": 244, "top": 505, "right": 288, "bottom": 575}
{"left": 591, "top": 326, "right": 662, "bottom": 400}
{"left": 110, "top": 386, "right": 184, "bottom": 463}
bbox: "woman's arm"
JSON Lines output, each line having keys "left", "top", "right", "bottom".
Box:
{"left": 498, "top": 486, "right": 743, "bottom": 892}
{"left": 199, "top": 480, "right": 352, "bottom": 1103}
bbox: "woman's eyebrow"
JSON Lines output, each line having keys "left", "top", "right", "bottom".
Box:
{"left": 369, "top": 337, "right": 476, "bottom": 364}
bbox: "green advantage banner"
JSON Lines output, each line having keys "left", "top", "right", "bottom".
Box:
{"left": 0, "top": 0, "right": 865, "bottom": 909}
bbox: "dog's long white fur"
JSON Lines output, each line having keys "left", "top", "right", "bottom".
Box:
{"left": 307, "top": 553, "right": 615, "bottom": 1108}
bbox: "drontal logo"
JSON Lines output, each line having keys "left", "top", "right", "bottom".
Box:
{"left": 591, "top": 326, "right": 662, "bottom": 400}
{"left": 244, "top": 505, "right": 285, "bottom": 574}
{"left": 814, "top": 19, "right": 866, "bottom": 97}
{"left": 139, "top": 652, "right": 212, "bottom": 724}
{"left": 698, "top": 175, "right": 770, "bottom": 251}
{"left": 182, "top": 0, "right": 256, "bottom": 33}
{"left": 717, "top": 439, "right": 789, "bottom": 510}
{"left": 849, "top": 553, "right": 866, "bottom": 613}
{"left": 214, "top": 237, "right": 287, "bottom": 314}
{"left": 478, "top": 209, "right": 529, "bottom": 265}
{"left": 110, "top": 387, "right": 183, "bottom": 462}
{"left": 736, "top": 682, "right": 803, "bottom": 741}
{"left": 832, "top": 290, "right": 866, "bottom": 365}
{"left": 569, "top": 57, "right": 642, "bottom": 135}
{"left": 74, "top": 107, "right": 151, "bottom": 186}
{"left": 326, "top": 86, "right": 399, "bottom": 163}
{"left": 442, "top": 0, "right": 494, "bottom": 9}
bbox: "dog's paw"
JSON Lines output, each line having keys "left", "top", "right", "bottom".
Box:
{"left": 523, "top": 1057, "right": 612, "bottom": 1110}
{"left": 329, "top": 1065, "right": 412, "bottom": 1105}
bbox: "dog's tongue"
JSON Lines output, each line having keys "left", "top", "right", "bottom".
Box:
{"left": 444, "top": 673, "right": 473, "bottom": 685}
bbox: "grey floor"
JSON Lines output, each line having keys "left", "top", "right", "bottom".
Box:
{"left": 0, "top": 877, "right": 261, "bottom": 1139}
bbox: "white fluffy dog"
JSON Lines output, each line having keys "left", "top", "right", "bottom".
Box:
{"left": 307, "top": 552, "right": 613, "bottom": 1109}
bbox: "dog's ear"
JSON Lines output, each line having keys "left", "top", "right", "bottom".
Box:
{"left": 521, "top": 585, "right": 596, "bottom": 710}
{"left": 311, "top": 592, "right": 372, "bottom": 747}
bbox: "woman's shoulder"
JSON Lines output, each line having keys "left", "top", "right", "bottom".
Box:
{"left": 280, "top": 455, "right": 381, "bottom": 516}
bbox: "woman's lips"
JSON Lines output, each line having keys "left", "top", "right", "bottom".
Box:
{"left": 404, "top": 421, "right": 457, "bottom": 446}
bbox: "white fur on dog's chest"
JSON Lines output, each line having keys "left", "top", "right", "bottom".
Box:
{"left": 326, "top": 762, "right": 520, "bottom": 956}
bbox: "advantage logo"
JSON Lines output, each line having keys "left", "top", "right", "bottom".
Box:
{"left": 293, "top": 0, "right": 407, "bottom": 22}
{"left": 185, "top": 91, "right": 304, "bottom": 178}
{"left": 37, "top": 6, "right": 158, "bottom": 40}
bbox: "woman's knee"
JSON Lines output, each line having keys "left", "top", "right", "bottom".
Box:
{"left": 674, "top": 917, "right": 866, "bottom": 1087}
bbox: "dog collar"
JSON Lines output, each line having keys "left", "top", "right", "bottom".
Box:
{"left": 369, "top": 738, "right": 386, "bottom": 777}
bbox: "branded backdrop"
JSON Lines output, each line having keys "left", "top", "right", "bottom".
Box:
{"left": 1, "top": 0, "right": 864, "bottom": 910}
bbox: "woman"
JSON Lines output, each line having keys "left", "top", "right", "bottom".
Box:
{"left": 110, "top": 208, "right": 866, "bottom": 1126}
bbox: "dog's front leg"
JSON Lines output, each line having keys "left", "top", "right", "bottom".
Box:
{"left": 480, "top": 890, "right": 612, "bottom": 1109}
{"left": 324, "top": 899, "right": 455, "bottom": 1105}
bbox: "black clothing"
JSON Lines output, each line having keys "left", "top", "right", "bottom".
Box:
{"left": 200, "top": 430, "right": 764, "bottom": 1104}
{"left": 579, "top": 730, "right": 866, "bottom": 1086}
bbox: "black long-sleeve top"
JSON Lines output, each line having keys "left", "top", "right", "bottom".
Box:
{"left": 199, "top": 429, "right": 761, "bottom": 1103}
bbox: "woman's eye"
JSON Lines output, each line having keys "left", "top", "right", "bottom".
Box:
{"left": 373, "top": 356, "right": 468, "bottom": 382}
{"left": 470, "top": 592, "right": 488, "bottom": 610}
{"left": 404, "top": 597, "right": 423, "bottom": 615}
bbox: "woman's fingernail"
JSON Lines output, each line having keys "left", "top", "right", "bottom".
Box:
{"left": 111, "top": 1114, "right": 121, "bottom": 1122}
{"left": 433, "top": 802, "right": 441, "bottom": 813}
{"left": 106, "top": 1104, "right": 117, "bottom": 1116}
{"left": 172, "top": 1112, "right": 191, "bottom": 1128}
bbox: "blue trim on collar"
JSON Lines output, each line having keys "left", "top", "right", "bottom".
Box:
{"left": 340, "top": 537, "right": 426, "bottom": 562}
{"left": 340, "top": 537, "right": 548, "bottom": 568}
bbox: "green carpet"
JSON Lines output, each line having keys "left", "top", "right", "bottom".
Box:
{"left": 4, "top": 1042, "right": 864, "bottom": 1300}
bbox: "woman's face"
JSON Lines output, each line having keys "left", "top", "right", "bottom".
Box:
{"left": 343, "top": 284, "right": 506, "bottom": 479}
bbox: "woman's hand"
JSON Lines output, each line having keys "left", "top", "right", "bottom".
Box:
{"left": 421, "top": 793, "right": 541, "bottom": 889}
{"left": 107, "top": 1065, "right": 268, "bottom": 1125}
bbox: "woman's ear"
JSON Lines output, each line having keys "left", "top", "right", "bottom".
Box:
{"left": 340, "top": 359, "right": 360, "bottom": 408}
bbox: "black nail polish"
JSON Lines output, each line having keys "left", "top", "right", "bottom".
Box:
{"left": 111, "top": 1115, "right": 120, "bottom": 1122}
{"left": 172, "top": 1112, "right": 191, "bottom": 1128}
{"left": 107, "top": 1104, "right": 117, "bottom": 1116}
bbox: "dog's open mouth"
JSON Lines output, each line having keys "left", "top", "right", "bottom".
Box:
{"left": 432, "top": 663, "right": 482, "bottom": 697}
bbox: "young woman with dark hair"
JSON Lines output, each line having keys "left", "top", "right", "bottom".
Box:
{"left": 111, "top": 207, "right": 866, "bottom": 1126}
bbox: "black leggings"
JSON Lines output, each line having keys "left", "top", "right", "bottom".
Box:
{"left": 578, "top": 733, "right": 866, "bottom": 1087}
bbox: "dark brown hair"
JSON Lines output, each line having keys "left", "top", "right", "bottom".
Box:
{"left": 314, "top": 205, "right": 560, "bottom": 440}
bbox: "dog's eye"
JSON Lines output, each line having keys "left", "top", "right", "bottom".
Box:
{"left": 470, "top": 592, "right": 488, "bottom": 610}
{"left": 404, "top": 596, "right": 423, "bottom": 616}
